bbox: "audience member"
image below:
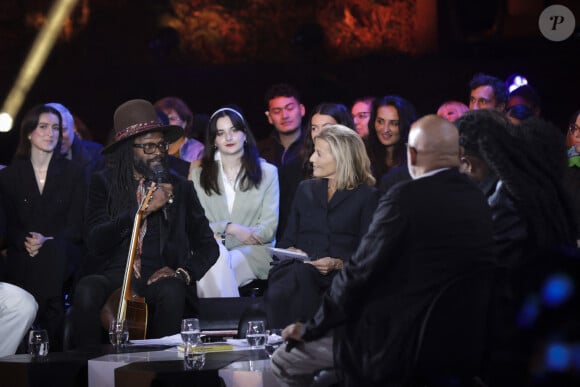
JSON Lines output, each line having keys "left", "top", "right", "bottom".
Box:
{"left": 154, "top": 96, "right": 205, "bottom": 165}
{"left": 0, "top": 104, "right": 86, "bottom": 351}
{"left": 468, "top": 73, "right": 507, "bottom": 111}
{"left": 455, "top": 110, "right": 577, "bottom": 385}
{"left": 70, "top": 99, "right": 218, "bottom": 348}
{"left": 265, "top": 125, "right": 378, "bottom": 328}
{"left": 271, "top": 115, "right": 496, "bottom": 386}
{"left": 506, "top": 84, "right": 541, "bottom": 117}
{"left": 366, "top": 95, "right": 418, "bottom": 192}
{"left": 155, "top": 108, "right": 191, "bottom": 178}
{"left": 350, "top": 96, "right": 374, "bottom": 139}
{"left": 73, "top": 114, "right": 93, "bottom": 140}
{"left": 436, "top": 100, "right": 468, "bottom": 122}
{"left": 505, "top": 103, "right": 534, "bottom": 125}
{"left": 564, "top": 109, "right": 580, "bottom": 245}
{"left": 0, "top": 282, "right": 38, "bottom": 357}
{"left": 258, "top": 83, "right": 306, "bottom": 241}
{"left": 190, "top": 107, "right": 279, "bottom": 297}
{"left": 301, "top": 102, "right": 354, "bottom": 178}
{"left": 46, "top": 102, "right": 104, "bottom": 183}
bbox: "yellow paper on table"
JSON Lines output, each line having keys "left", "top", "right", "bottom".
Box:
{"left": 178, "top": 342, "right": 234, "bottom": 353}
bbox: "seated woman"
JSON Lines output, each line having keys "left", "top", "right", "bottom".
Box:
{"left": 189, "top": 107, "right": 279, "bottom": 297}
{"left": 266, "top": 125, "right": 379, "bottom": 328}
{"left": 365, "top": 95, "right": 418, "bottom": 193}
{"left": 0, "top": 104, "right": 85, "bottom": 351}
{"left": 300, "top": 102, "right": 354, "bottom": 179}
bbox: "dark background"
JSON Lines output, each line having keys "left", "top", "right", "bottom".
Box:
{"left": 0, "top": 0, "right": 579, "bottom": 165}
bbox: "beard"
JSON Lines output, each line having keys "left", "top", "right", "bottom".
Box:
{"left": 133, "top": 154, "right": 169, "bottom": 182}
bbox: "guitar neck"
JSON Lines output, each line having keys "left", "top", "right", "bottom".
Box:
{"left": 116, "top": 207, "right": 145, "bottom": 321}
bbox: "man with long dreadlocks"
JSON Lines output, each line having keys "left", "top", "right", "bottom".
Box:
{"left": 70, "top": 99, "right": 219, "bottom": 348}
{"left": 456, "top": 109, "right": 577, "bottom": 386}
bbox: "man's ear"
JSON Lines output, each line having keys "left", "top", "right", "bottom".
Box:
{"left": 300, "top": 104, "right": 306, "bottom": 118}
{"left": 265, "top": 111, "right": 273, "bottom": 125}
{"left": 408, "top": 146, "right": 418, "bottom": 166}
{"left": 459, "top": 156, "right": 472, "bottom": 174}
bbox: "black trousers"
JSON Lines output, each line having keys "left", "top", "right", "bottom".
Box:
{"left": 70, "top": 269, "right": 188, "bottom": 348}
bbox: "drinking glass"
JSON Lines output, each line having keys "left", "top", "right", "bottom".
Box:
{"left": 181, "top": 318, "right": 205, "bottom": 369}
{"left": 246, "top": 320, "right": 267, "bottom": 349}
{"left": 181, "top": 318, "right": 201, "bottom": 344}
{"left": 109, "top": 319, "right": 129, "bottom": 352}
{"left": 28, "top": 329, "right": 49, "bottom": 360}
{"left": 183, "top": 340, "right": 205, "bottom": 370}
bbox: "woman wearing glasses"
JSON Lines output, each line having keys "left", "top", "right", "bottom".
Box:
{"left": 0, "top": 104, "right": 85, "bottom": 351}
{"left": 189, "top": 107, "right": 279, "bottom": 297}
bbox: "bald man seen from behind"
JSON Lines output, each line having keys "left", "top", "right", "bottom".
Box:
{"left": 271, "top": 115, "right": 498, "bottom": 387}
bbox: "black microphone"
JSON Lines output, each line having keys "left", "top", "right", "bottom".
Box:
{"left": 151, "top": 164, "right": 169, "bottom": 220}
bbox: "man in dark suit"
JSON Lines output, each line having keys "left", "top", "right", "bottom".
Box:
{"left": 271, "top": 115, "right": 497, "bottom": 386}
{"left": 70, "top": 99, "right": 219, "bottom": 348}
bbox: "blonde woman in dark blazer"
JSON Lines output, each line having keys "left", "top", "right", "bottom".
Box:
{"left": 189, "top": 107, "right": 279, "bottom": 297}
{"left": 266, "top": 125, "right": 379, "bottom": 328}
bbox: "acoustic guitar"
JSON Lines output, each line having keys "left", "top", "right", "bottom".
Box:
{"left": 100, "top": 183, "right": 156, "bottom": 339}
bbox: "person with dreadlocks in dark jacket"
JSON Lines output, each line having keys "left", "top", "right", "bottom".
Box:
{"left": 455, "top": 109, "right": 578, "bottom": 386}
{"left": 70, "top": 99, "right": 219, "bottom": 348}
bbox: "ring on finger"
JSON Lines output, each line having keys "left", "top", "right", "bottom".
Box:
{"left": 168, "top": 193, "right": 174, "bottom": 204}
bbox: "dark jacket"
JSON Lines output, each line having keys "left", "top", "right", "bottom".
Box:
{"left": 258, "top": 130, "right": 305, "bottom": 240}
{"left": 69, "top": 136, "right": 104, "bottom": 184}
{"left": 303, "top": 169, "right": 496, "bottom": 386}
{"left": 83, "top": 168, "right": 219, "bottom": 282}
{"left": 0, "top": 157, "right": 85, "bottom": 299}
{"left": 266, "top": 178, "right": 379, "bottom": 328}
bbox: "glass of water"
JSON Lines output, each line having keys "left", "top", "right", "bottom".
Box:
{"left": 181, "top": 318, "right": 205, "bottom": 370}
{"left": 183, "top": 339, "right": 205, "bottom": 370}
{"left": 246, "top": 320, "right": 267, "bottom": 349}
{"left": 28, "top": 329, "right": 49, "bottom": 360}
{"left": 109, "top": 319, "right": 129, "bottom": 352}
{"left": 181, "top": 318, "right": 201, "bottom": 344}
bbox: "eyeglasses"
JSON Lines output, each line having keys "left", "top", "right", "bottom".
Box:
{"left": 133, "top": 142, "right": 169, "bottom": 154}
{"left": 569, "top": 123, "right": 580, "bottom": 134}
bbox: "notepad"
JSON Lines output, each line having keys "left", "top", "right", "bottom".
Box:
{"left": 177, "top": 342, "right": 234, "bottom": 353}
{"left": 268, "top": 247, "right": 311, "bottom": 261}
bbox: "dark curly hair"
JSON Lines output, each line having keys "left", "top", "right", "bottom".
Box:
{"left": 456, "top": 110, "right": 575, "bottom": 248}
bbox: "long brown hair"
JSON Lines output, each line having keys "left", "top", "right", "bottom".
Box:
{"left": 14, "top": 104, "right": 63, "bottom": 160}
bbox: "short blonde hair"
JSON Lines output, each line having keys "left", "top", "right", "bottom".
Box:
{"left": 314, "top": 124, "right": 375, "bottom": 189}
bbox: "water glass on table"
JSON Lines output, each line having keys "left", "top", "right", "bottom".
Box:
{"left": 28, "top": 329, "right": 49, "bottom": 360}
{"left": 246, "top": 320, "right": 267, "bottom": 349}
{"left": 181, "top": 318, "right": 205, "bottom": 370}
{"left": 109, "top": 319, "right": 129, "bottom": 352}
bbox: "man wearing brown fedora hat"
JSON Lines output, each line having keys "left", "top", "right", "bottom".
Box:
{"left": 70, "top": 99, "right": 219, "bottom": 347}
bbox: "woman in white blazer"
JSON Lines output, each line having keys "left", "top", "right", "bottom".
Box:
{"left": 189, "top": 107, "right": 279, "bottom": 297}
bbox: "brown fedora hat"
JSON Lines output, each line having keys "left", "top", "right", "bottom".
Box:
{"left": 102, "top": 99, "right": 183, "bottom": 154}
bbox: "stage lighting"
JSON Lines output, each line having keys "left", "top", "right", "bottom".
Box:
{"left": 0, "top": 0, "right": 79, "bottom": 132}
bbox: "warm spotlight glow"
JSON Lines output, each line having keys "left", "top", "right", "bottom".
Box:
{"left": 0, "top": 0, "right": 79, "bottom": 132}
{"left": 0, "top": 113, "right": 14, "bottom": 133}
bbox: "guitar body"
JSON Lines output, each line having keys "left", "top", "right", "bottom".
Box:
{"left": 101, "top": 288, "right": 148, "bottom": 340}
